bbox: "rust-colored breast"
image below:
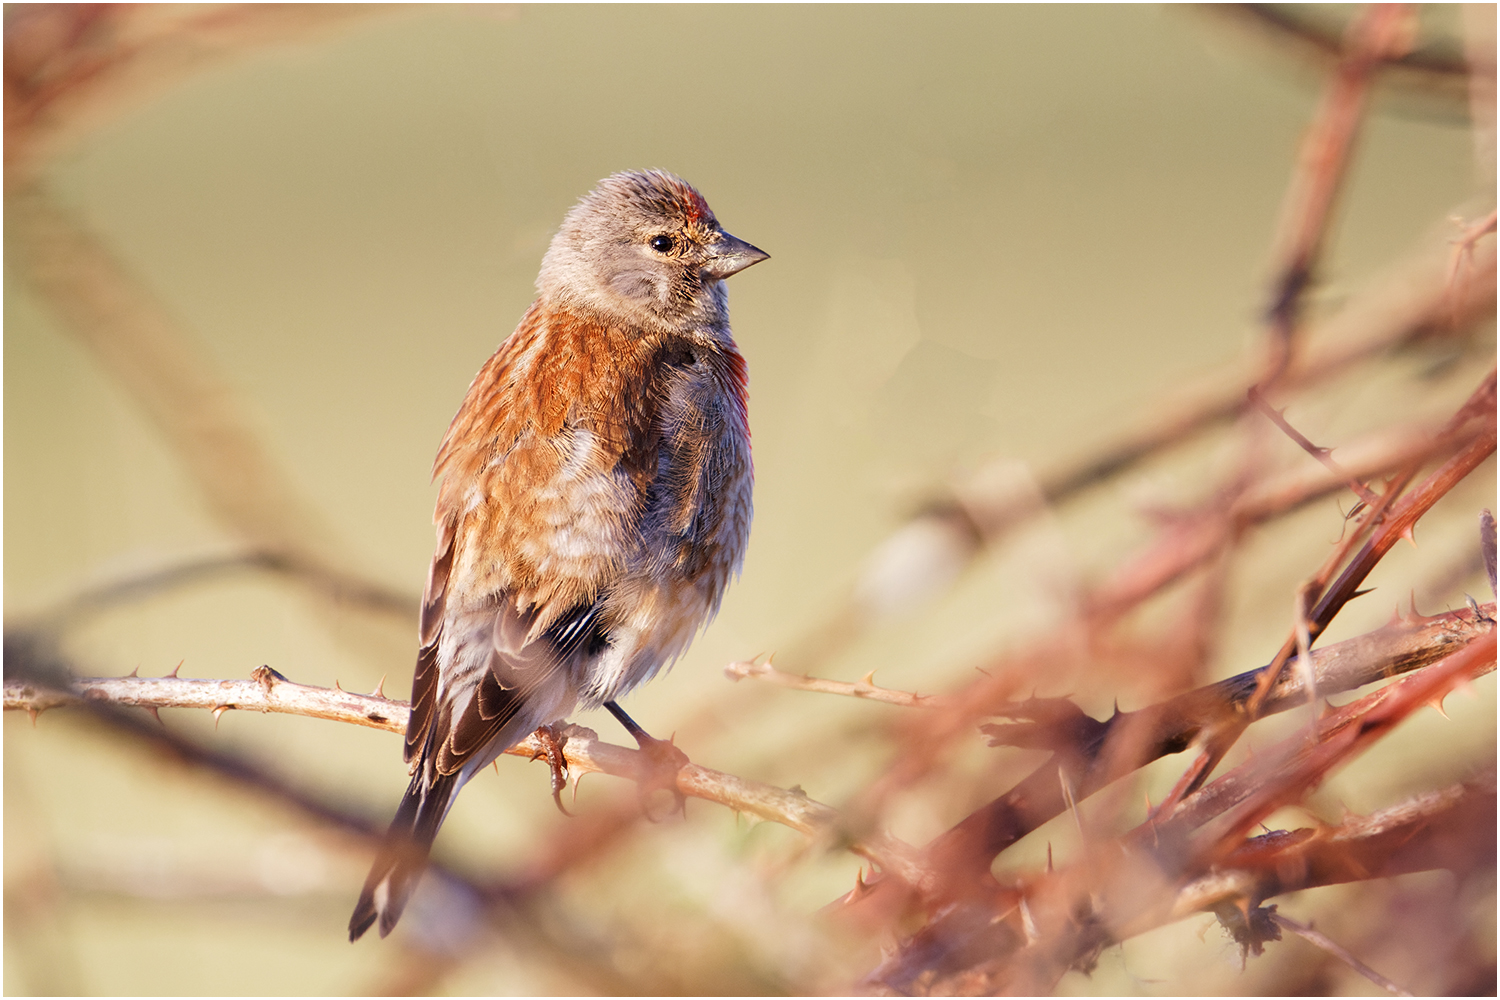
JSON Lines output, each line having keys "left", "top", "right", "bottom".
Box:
{"left": 428, "top": 306, "right": 678, "bottom": 632}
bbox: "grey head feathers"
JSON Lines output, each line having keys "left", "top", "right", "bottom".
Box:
{"left": 537, "top": 170, "right": 767, "bottom": 333}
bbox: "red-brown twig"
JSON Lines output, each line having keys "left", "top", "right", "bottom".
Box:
{"left": 1247, "top": 367, "right": 1497, "bottom": 719}
{"left": 1269, "top": 912, "right": 1414, "bottom": 996}
{"left": 865, "top": 634, "right": 1495, "bottom": 995}
{"left": 1247, "top": 385, "right": 1382, "bottom": 507}
{"left": 1260, "top": 3, "right": 1415, "bottom": 379}
{"left": 835, "top": 603, "right": 1493, "bottom": 918}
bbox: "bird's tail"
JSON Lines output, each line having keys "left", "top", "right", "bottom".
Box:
{"left": 349, "top": 768, "right": 461, "bottom": 941}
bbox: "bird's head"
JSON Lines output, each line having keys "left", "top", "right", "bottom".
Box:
{"left": 538, "top": 169, "right": 768, "bottom": 333}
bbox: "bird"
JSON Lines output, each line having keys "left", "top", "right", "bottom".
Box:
{"left": 349, "top": 169, "right": 767, "bottom": 941}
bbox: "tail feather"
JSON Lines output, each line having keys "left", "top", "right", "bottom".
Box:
{"left": 349, "top": 769, "right": 461, "bottom": 941}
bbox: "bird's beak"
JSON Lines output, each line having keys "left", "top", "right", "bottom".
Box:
{"left": 701, "top": 231, "right": 769, "bottom": 280}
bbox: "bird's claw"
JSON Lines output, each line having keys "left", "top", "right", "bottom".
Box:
{"left": 530, "top": 723, "right": 572, "bottom": 816}
{"left": 633, "top": 731, "right": 690, "bottom": 821}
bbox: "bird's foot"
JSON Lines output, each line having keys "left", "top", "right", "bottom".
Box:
{"left": 632, "top": 729, "right": 691, "bottom": 821}
{"left": 604, "top": 700, "right": 690, "bottom": 820}
{"left": 529, "top": 723, "right": 572, "bottom": 816}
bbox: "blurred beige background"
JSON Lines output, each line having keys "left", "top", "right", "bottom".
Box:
{"left": 5, "top": 5, "right": 1493, "bottom": 995}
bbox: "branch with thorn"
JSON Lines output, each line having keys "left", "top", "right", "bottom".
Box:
{"left": 1, "top": 652, "right": 921, "bottom": 880}
{"left": 725, "top": 658, "right": 951, "bottom": 709}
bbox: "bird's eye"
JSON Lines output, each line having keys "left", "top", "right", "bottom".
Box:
{"left": 649, "top": 234, "right": 675, "bottom": 254}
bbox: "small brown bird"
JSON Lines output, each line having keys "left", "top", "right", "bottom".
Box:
{"left": 349, "top": 170, "right": 766, "bottom": 941}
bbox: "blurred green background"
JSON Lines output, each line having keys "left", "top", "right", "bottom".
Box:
{"left": 5, "top": 4, "right": 1494, "bottom": 995}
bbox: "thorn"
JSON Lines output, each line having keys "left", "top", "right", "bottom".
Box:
{"left": 1409, "top": 591, "right": 1422, "bottom": 619}
{"left": 860, "top": 670, "right": 877, "bottom": 687}
{"left": 145, "top": 706, "right": 163, "bottom": 726}
{"left": 492, "top": 760, "right": 500, "bottom": 775}
{"left": 1400, "top": 524, "right": 1418, "bottom": 548}
{"left": 334, "top": 679, "right": 343, "bottom": 692}
{"left": 212, "top": 705, "right": 229, "bottom": 727}
{"left": 1045, "top": 842, "right": 1054, "bottom": 873}
{"left": 27, "top": 708, "right": 38, "bottom": 727}
{"left": 1426, "top": 695, "right": 1450, "bottom": 719}
{"left": 372, "top": 674, "right": 387, "bottom": 698}
{"left": 167, "top": 660, "right": 183, "bottom": 678}
{"left": 127, "top": 666, "right": 139, "bottom": 678}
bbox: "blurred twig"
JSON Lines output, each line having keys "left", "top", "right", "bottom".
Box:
{"left": 7, "top": 188, "right": 351, "bottom": 573}
{"left": 865, "top": 633, "right": 1495, "bottom": 995}
{"left": 1176, "top": 769, "right": 1496, "bottom": 908}
{"left": 856, "top": 601, "right": 1495, "bottom": 908}
{"left": 4, "top": 4, "right": 388, "bottom": 184}
{"left": 1260, "top": 3, "right": 1414, "bottom": 379}
{"left": 25, "top": 548, "right": 419, "bottom": 634}
{"left": 1218, "top": 4, "right": 1469, "bottom": 88}
{"left": 1268, "top": 913, "right": 1414, "bottom": 997}
{"left": 724, "top": 659, "right": 950, "bottom": 709}
{"left": 788, "top": 205, "right": 1495, "bottom": 676}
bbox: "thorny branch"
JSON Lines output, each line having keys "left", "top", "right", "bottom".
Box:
{"left": 864, "top": 634, "right": 1496, "bottom": 996}
{"left": 5, "top": 4, "right": 1494, "bottom": 995}
{"left": 891, "top": 603, "right": 1496, "bottom": 901}
{"left": 1247, "top": 367, "right": 1497, "bottom": 718}
{"left": 1, "top": 641, "right": 919, "bottom": 880}
{"left": 0, "top": 633, "right": 727, "bottom": 995}
{"left": 1173, "top": 769, "right": 1496, "bottom": 914}
{"left": 826, "top": 362, "right": 1496, "bottom": 876}
{"left": 724, "top": 659, "right": 951, "bottom": 709}
{"left": 13, "top": 599, "right": 1491, "bottom": 916}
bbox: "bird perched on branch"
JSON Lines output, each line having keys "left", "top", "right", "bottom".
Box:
{"left": 349, "top": 170, "right": 766, "bottom": 941}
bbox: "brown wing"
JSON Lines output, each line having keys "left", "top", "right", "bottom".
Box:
{"left": 431, "top": 598, "right": 600, "bottom": 777}
{"left": 404, "top": 515, "right": 454, "bottom": 764}
{"left": 437, "top": 601, "right": 566, "bottom": 774}
{"left": 407, "top": 515, "right": 599, "bottom": 773}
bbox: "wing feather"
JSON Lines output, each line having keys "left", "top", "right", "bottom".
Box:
{"left": 405, "top": 517, "right": 455, "bottom": 764}
{"left": 432, "top": 599, "right": 603, "bottom": 776}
